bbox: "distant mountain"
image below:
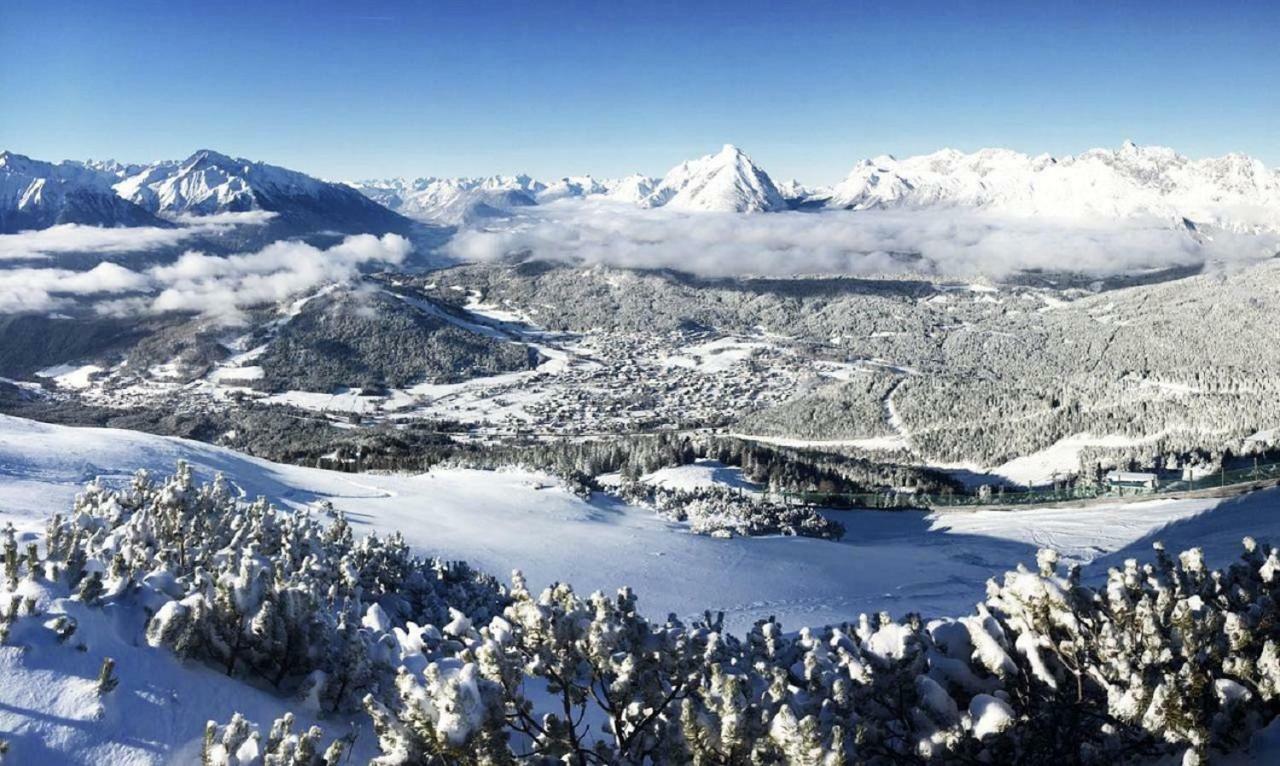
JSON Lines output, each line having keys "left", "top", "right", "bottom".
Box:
{"left": 1, "top": 149, "right": 418, "bottom": 241}
{"left": 0, "top": 151, "right": 169, "bottom": 233}
{"left": 536, "top": 176, "right": 609, "bottom": 204}
{"left": 603, "top": 173, "right": 659, "bottom": 204}
{"left": 774, "top": 179, "right": 812, "bottom": 204}
{"left": 350, "top": 145, "right": 788, "bottom": 219}
{"left": 352, "top": 171, "right": 673, "bottom": 222}
{"left": 16, "top": 141, "right": 1269, "bottom": 239}
{"left": 115, "top": 150, "right": 415, "bottom": 236}
{"left": 352, "top": 175, "right": 543, "bottom": 225}
{"left": 820, "top": 142, "right": 1280, "bottom": 232}
{"left": 349, "top": 141, "right": 1279, "bottom": 231}
{"left": 642, "top": 144, "right": 787, "bottom": 213}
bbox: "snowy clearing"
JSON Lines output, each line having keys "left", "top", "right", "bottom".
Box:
{"left": 991, "top": 431, "right": 1169, "bottom": 486}
{"left": 34, "top": 364, "right": 103, "bottom": 390}
{"left": 640, "top": 458, "right": 761, "bottom": 493}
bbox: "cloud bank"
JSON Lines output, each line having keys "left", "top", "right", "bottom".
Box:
{"left": 444, "top": 201, "right": 1280, "bottom": 279}
{"left": 0, "top": 233, "right": 410, "bottom": 321}
{"left": 0, "top": 212, "right": 279, "bottom": 262}
{"left": 0, "top": 224, "right": 197, "bottom": 262}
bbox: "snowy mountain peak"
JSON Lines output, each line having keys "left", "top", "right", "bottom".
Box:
{"left": 181, "top": 149, "right": 242, "bottom": 172}
{"left": 643, "top": 144, "right": 786, "bottom": 213}
{"left": 104, "top": 150, "right": 413, "bottom": 234}
{"left": 0, "top": 151, "right": 53, "bottom": 174}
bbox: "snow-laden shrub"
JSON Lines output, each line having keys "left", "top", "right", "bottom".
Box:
{"left": 362, "top": 539, "right": 1280, "bottom": 764}
{"left": 616, "top": 482, "right": 844, "bottom": 540}
{"left": 38, "top": 463, "right": 506, "bottom": 710}
{"left": 8, "top": 467, "right": 1280, "bottom": 764}
{"left": 201, "top": 711, "right": 346, "bottom": 766}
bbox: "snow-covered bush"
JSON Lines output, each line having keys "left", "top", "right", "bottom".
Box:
{"left": 8, "top": 466, "right": 1280, "bottom": 764}
{"left": 201, "top": 712, "right": 346, "bottom": 766}
{"left": 361, "top": 539, "right": 1280, "bottom": 764}
{"left": 616, "top": 483, "right": 844, "bottom": 540}
{"left": 38, "top": 463, "right": 506, "bottom": 710}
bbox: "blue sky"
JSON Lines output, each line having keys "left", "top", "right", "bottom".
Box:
{"left": 1, "top": 0, "right": 1276, "bottom": 185}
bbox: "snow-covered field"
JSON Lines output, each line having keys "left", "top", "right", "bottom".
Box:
{"left": 3, "top": 415, "right": 1276, "bottom": 633}
{"left": 3, "top": 414, "right": 1280, "bottom": 763}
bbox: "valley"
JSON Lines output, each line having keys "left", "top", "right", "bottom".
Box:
{"left": 2, "top": 139, "right": 1280, "bottom": 765}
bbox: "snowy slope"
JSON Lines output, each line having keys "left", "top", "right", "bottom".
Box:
{"left": 2, "top": 414, "right": 1277, "bottom": 634}
{"left": 774, "top": 178, "right": 812, "bottom": 203}
{"left": 825, "top": 142, "right": 1280, "bottom": 231}
{"left": 0, "top": 599, "right": 377, "bottom": 765}
{"left": 642, "top": 144, "right": 787, "bottom": 212}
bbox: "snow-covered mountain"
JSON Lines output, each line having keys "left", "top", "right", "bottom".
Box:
{"left": 14, "top": 141, "right": 1276, "bottom": 238}
{"left": 353, "top": 175, "right": 544, "bottom": 225}
{"left": 822, "top": 141, "right": 1280, "bottom": 231}
{"left": 1, "top": 149, "right": 417, "bottom": 238}
{"left": 603, "top": 173, "right": 659, "bottom": 204}
{"left": 115, "top": 150, "right": 414, "bottom": 234}
{"left": 350, "top": 142, "right": 1279, "bottom": 229}
{"left": 349, "top": 172, "right": 666, "bottom": 224}
{"left": 642, "top": 144, "right": 787, "bottom": 213}
{"left": 774, "top": 178, "right": 813, "bottom": 204}
{"left": 0, "top": 151, "right": 168, "bottom": 233}
{"left": 348, "top": 144, "right": 788, "bottom": 220}
{"left": 536, "top": 175, "right": 609, "bottom": 204}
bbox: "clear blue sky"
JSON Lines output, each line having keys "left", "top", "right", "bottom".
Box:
{"left": 2, "top": 0, "right": 1276, "bottom": 185}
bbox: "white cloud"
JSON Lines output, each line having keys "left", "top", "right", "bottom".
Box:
{"left": 0, "top": 224, "right": 195, "bottom": 262}
{"left": 0, "top": 233, "right": 411, "bottom": 321}
{"left": 0, "top": 262, "right": 151, "bottom": 314}
{"left": 162, "top": 210, "right": 280, "bottom": 227}
{"left": 444, "top": 200, "right": 1280, "bottom": 279}
{"left": 0, "top": 212, "right": 278, "bottom": 262}
{"left": 146, "top": 233, "right": 411, "bottom": 321}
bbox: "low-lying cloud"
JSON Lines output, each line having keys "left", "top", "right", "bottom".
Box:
{"left": 0, "top": 224, "right": 196, "bottom": 262}
{"left": 445, "top": 200, "right": 1280, "bottom": 279}
{"left": 0, "top": 233, "right": 410, "bottom": 321}
{"left": 0, "top": 211, "right": 279, "bottom": 262}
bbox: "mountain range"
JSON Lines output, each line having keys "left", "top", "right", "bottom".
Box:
{"left": 820, "top": 141, "right": 1280, "bottom": 232}
{"left": 352, "top": 141, "right": 1280, "bottom": 231}
{"left": 3, "top": 142, "right": 1279, "bottom": 236}
{"left": 351, "top": 144, "right": 785, "bottom": 222}
{"left": 0, "top": 149, "right": 414, "bottom": 237}
{"left": 0, "top": 151, "right": 168, "bottom": 233}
